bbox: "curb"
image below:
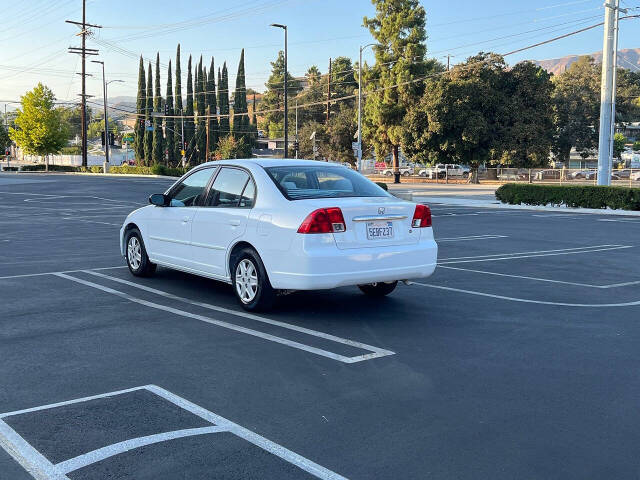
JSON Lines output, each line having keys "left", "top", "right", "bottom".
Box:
{"left": 1, "top": 171, "right": 181, "bottom": 180}
{"left": 401, "top": 194, "right": 640, "bottom": 217}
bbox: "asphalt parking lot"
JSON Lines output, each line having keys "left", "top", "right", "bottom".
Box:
{"left": 1, "top": 173, "right": 640, "bottom": 480}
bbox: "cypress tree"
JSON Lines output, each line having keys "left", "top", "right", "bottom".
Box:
{"left": 174, "top": 44, "right": 183, "bottom": 162}
{"left": 134, "top": 56, "right": 145, "bottom": 161}
{"left": 196, "top": 56, "right": 206, "bottom": 163}
{"left": 218, "top": 63, "right": 230, "bottom": 139}
{"left": 152, "top": 52, "right": 163, "bottom": 164}
{"left": 232, "top": 49, "right": 250, "bottom": 155}
{"left": 207, "top": 58, "right": 219, "bottom": 151}
{"left": 184, "top": 55, "right": 195, "bottom": 162}
{"left": 166, "top": 60, "right": 175, "bottom": 166}
{"left": 251, "top": 92, "right": 258, "bottom": 145}
{"left": 144, "top": 62, "right": 153, "bottom": 164}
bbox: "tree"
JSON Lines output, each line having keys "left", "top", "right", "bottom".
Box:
{"left": 218, "top": 63, "right": 230, "bottom": 140}
{"left": 207, "top": 58, "right": 219, "bottom": 154}
{"left": 330, "top": 56, "right": 357, "bottom": 104}
{"left": 259, "top": 51, "right": 301, "bottom": 138}
{"left": 166, "top": 60, "right": 175, "bottom": 166}
{"left": 232, "top": 49, "right": 252, "bottom": 156}
{"left": 174, "top": 44, "right": 183, "bottom": 161}
{"left": 152, "top": 53, "right": 164, "bottom": 164}
{"left": 134, "top": 56, "right": 146, "bottom": 161}
{"left": 58, "top": 105, "right": 86, "bottom": 140}
{"left": 184, "top": 55, "right": 195, "bottom": 162}
{"left": 551, "top": 56, "right": 600, "bottom": 162}
{"left": 195, "top": 56, "right": 206, "bottom": 163}
{"left": 0, "top": 123, "right": 11, "bottom": 152}
{"left": 401, "top": 54, "right": 510, "bottom": 176}
{"left": 144, "top": 62, "right": 153, "bottom": 164}
{"left": 10, "top": 83, "right": 68, "bottom": 157}
{"left": 323, "top": 103, "right": 358, "bottom": 163}
{"left": 298, "top": 65, "right": 325, "bottom": 125}
{"left": 214, "top": 135, "right": 246, "bottom": 160}
{"left": 362, "top": 0, "right": 431, "bottom": 182}
{"left": 502, "top": 61, "right": 554, "bottom": 168}
{"left": 633, "top": 141, "right": 640, "bottom": 152}
{"left": 87, "top": 118, "right": 119, "bottom": 139}
{"left": 613, "top": 133, "right": 627, "bottom": 159}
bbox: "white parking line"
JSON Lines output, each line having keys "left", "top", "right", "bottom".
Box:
{"left": 412, "top": 282, "right": 640, "bottom": 308}
{"left": 84, "top": 270, "right": 394, "bottom": 363}
{"left": 62, "top": 218, "right": 121, "bottom": 227}
{"left": 55, "top": 426, "right": 228, "bottom": 474}
{"left": 0, "top": 385, "right": 349, "bottom": 480}
{"left": 439, "top": 265, "right": 640, "bottom": 289}
{"left": 56, "top": 272, "right": 394, "bottom": 364}
{"left": 436, "top": 234, "right": 508, "bottom": 242}
{"left": 0, "top": 265, "right": 127, "bottom": 281}
{"left": 598, "top": 218, "right": 640, "bottom": 224}
{"left": 438, "top": 244, "right": 632, "bottom": 264}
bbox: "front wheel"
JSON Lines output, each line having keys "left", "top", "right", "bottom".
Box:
{"left": 232, "top": 248, "right": 276, "bottom": 311}
{"left": 125, "top": 229, "right": 156, "bottom": 277}
{"left": 358, "top": 281, "right": 398, "bottom": 297}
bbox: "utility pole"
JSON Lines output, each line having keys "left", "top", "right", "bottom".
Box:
{"left": 447, "top": 54, "right": 451, "bottom": 71}
{"left": 327, "top": 58, "right": 332, "bottom": 122}
{"left": 270, "top": 23, "right": 288, "bottom": 158}
{"left": 180, "top": 108, "right": 185, "bottom": 167}
{"left": 67, "top": 0, "right": 100, "bottom": 167}
{"left": 205, "top": 106, "right": 210, "bottom": 161}
{"left": 358, "top": 44, "right": 376, "bottom": 173}
{"left": 295, "top": 98, "right": 298, "bottom": 159}
{"left": 607, "top": 3, "right": 626, "bottom": 177}
{"left": 597, "top": 0, "right": 620, "bottom": 186}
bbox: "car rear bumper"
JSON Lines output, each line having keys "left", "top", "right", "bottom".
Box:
{"left": 267, "top": 237, "right": 438, "bottom": 290}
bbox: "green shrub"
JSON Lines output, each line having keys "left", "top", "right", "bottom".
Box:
{"left": 496, "top": 183, "right": 640, "bottom": 211}
{"left": 2, "top": 166, "right": 19, "bottom": 171}
{"left": 375, "top": 181, "right": 388, "bottom": 191}
{"left": 21, "top": 164, "right": 79, "bottom": 172}
{"left": 60, "top": 146, "right": 82, "bottom": 154}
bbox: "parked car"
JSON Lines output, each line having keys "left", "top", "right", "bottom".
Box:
{"left": 632, "top": 171, "right": 640, "bottom": 181}
{"left": 381, "top": 166, "right": 413, "bottom": 177}
{"left": 120, "top": 159, "right": 438, "bottom": 311}
{"left": 534, "top": 169, "right": 561, "bottom": 180}
{"left": 569, "top": 170, "right": 593, "bottom": 179}
{"left": 419, "top": 164, "right": 469, "bottom": 179}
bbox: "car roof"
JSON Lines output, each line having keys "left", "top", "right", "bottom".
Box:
{"left": 198, "top": 158, "right": 346, "bottom": 169}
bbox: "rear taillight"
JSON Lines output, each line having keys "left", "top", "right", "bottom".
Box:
{"left": 297, "top": 207, "right": 346, "bottom": 234}
{"left": 411, "top": 204, "right": 432, "bottom": 228}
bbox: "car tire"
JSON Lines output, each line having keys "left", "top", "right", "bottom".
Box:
{"left": 385, "top": 171, "right": 392, "bottom": 177}
{"left": 231, "top": 247, "right": 276, "bottom": 312}
{"left": 463, "top": 172, "right": 469, "bottom": 178}
{"left": 125, "top": 228, "right": 156, "bottom": 277}
{"left": 357, "top": 281, "right": 398, "bottom": 297}
{"left": 402, "top": 171, "right": 410, "bottom": 177}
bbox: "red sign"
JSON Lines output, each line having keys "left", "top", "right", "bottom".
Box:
{"left": 375, "top": 162, "right": 387, "bottom": 171}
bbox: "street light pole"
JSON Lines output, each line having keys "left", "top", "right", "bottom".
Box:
{"left": 358, "top": 43, "right": 376, "bottom": 173}
{"left": 92, "top": 60, "right": 123, "bottom": 172}
{"left": 271, "top": 23, "right": 288, "bottom": 158}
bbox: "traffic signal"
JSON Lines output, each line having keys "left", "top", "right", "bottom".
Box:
{"left": 139, "top": 118, "right": 145, "bottom": 128}
{"left": 109, "top": 132, "right": 115, "bottom": 146}
{"left": 164, "top": 104, "right": 169, "bottom": 116}
{"left": 101, "top": 131, "right": 105, "bottom": 146}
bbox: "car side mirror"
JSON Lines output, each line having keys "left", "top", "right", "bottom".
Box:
{"left": 149, "top": 193, "right": 169, "bottom": 207}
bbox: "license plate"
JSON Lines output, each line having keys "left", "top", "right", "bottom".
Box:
{"left": 366, "top": 221, "right": 393, "bottom": 240}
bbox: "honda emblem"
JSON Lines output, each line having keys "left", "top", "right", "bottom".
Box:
{"left": 378, "top": 207, "right": 385, "bottom": 215}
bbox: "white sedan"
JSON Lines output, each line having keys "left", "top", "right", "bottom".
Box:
{"left": 120, "top": 159, "right": 438, "bottom": 311}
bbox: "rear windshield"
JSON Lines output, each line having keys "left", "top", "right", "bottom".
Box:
{"left": 265, "top": 165, "right": 389, "bottom": 200}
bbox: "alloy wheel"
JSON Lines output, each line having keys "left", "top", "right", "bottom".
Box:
{"left": 235, "top": 259, "right": 258, "bottom": 304}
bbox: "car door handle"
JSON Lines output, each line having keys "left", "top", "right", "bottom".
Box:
{"left": 228, "top": 220, "right": 241, "bottom": 226}
{"left": 182, "top": 216, "right": 191, "bottom": 223}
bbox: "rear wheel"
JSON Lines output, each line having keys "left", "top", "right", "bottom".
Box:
{"left": 125, "top": 229, "right": 156, "bottom": 277}
{"left": 358, "top": 281, "right": 398, "bottom": 297}
{"left": 232, "top": 248, "right": 275, "bottom": 311}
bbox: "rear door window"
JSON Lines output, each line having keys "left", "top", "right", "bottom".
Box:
{"left": 207, "top": 168, "right": 251, "bottom": 208}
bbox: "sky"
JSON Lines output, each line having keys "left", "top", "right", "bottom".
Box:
{"left": 1, "top": 0, "right": 639, "bottom": 109}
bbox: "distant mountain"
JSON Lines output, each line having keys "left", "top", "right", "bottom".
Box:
{"left": 533, "top": 48, "right": 640, "bottom": 75}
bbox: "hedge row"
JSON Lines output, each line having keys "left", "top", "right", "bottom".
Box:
{"left": 18, "top": 163, "right": 187, "bottom": 177}
{"left": 495, "top": 183, "right": 640, "bottom": 211}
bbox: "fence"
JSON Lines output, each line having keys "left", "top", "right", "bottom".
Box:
{"left": 367, "top": 168, "right": 640, "bottom": 187}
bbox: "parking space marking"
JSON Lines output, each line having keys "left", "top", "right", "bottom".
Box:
{"left": 55, "top": 426, "right": 228, "bottom": 474}
{"left": 56, "top": 272, "right": 394, "bottom": 364}
{"left": 598, "top": 218, "right": 640, "bottom": 224}
{"left": 61, "top": 218, "right": 121, "bottom": 227}
{"left": 439, "top": 244, "right": 632, "bottom": 264}
{"left": 439, "top": 265, "right": 640, "bottom": 289}
{"left": 0, "top": 265, "right": 127, "bottom": 281}
{"left": 412, "top": 282, "right": 640, "bottom": 308}
{"left": 0, "top": 385, "right": 349, "bottom": 480}
{"left": 84, "top": 270, "right": 394, "bottom": 362}
{"left": 436, "top": 234, "right": 508, "bottom": 242}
